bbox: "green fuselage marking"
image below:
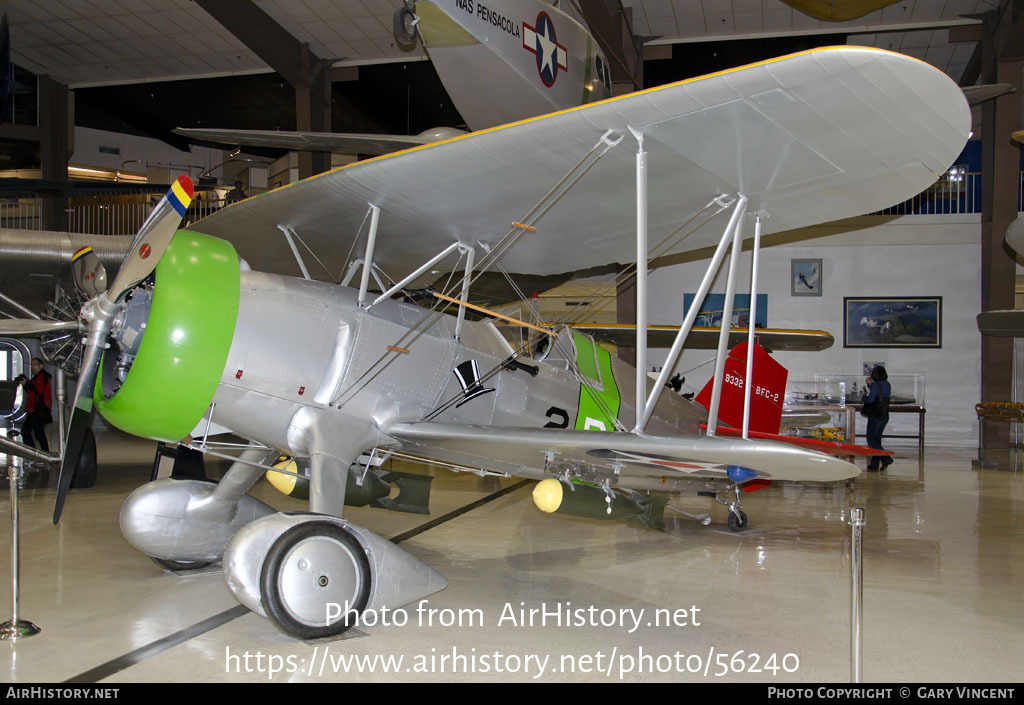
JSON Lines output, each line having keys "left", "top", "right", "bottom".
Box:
{"left": 573, "top": 331, "right": 621, "bottom": 431}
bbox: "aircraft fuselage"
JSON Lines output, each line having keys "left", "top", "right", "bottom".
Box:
{"left": 413, "top": 0, "right": 613, "bottom": 130}
{"left": 208, "top": 271, "right": 704, "bottom": 482}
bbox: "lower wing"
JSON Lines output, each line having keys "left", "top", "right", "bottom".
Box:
{"left": 384, "top": 422, "right": 859, "bottom": 485}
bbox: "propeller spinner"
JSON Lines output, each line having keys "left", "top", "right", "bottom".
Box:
{"left": 70, "top": 246, "right": 108, "bottom": 298}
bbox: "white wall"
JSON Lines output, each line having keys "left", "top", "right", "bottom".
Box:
{"left": 70, "top": 126, "right": 226, "bottom": 181}
{"left": 646, "top": 215, "right": 982, "bottom": 447}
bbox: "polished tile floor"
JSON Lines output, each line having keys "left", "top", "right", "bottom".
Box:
{"left": 1, "top": 432, "right": 1021, "bottom": 683}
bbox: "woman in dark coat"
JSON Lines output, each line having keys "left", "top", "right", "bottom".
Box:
{"left": 861, "top": 365, "right": 892, "bottom": 470}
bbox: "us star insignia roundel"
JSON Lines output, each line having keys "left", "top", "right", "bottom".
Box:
{"left": 522, "top": 11, "right": 567, "bottom": 87}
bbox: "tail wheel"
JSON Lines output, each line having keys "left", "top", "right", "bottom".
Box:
{"left": 727, "top": 510, "right": 748, "bottom": 532}
{"left": 394, "top": 5, "right": 418, "bottom": 48}
{"left": 260, "top": 521, "right": 371, "bottom": 640}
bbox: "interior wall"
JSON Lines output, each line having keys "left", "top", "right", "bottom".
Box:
{"left": 646, "top": 215, "right": 982, "bottom": 447}
{"left": 70, "top": 126, "right": 224, "bottom": 181}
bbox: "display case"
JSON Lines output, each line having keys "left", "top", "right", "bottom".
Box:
{"left": 784, "top": 373, "right": 925, "bottom": 408}
{"left": 782, "top": 373, "right": 927, "bottom": 447}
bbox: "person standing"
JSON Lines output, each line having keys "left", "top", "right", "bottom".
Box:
{"left": 861, "top": 365, "right": 892, "bottom": 471}
{"left": 19, "top": 357, "right": 53, "bottom": 452}
{"left": 224, "top": 180, "right": 247, "bottom": 204}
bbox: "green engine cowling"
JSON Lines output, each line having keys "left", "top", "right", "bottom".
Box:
{"left": 94, "top": 230, "right": 240, "bottom": 442}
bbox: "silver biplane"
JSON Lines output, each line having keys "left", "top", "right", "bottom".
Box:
{"left": 0, "top": 47, "right": 969, "bottom": 640}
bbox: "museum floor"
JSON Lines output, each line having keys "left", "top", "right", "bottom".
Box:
{"left": 1, "top": 432, "right": 1021, "bottom": 684}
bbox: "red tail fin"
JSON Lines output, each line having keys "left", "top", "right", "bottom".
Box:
{"left": 694, "top": 342, "right": 788, "bottom": 434}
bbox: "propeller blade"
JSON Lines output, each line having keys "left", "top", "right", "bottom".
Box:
{"left": 52, "top": 334, "right": 106, "bottom": 524}
{"left": 107, "top": 175, "right": 193, "bottom": 301}
{"left": 70, "top": 246, "right": 107, "bottom": 298}
{"left": 0, "top": 319, "right": 80, "bottom": 336}
{"left": 52, "top": 403, "right": 95, "bottom": 523}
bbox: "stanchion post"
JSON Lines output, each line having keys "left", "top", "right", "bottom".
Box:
{"left": 850, "top": 506, "right": 866, "bottom": 682}
{"left": 0, "top": 454, "right": 41, "bottom": 640}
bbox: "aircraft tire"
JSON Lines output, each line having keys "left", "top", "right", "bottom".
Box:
{"left": 260, "top": 520, "right": 371, "bottom": 640}
{"left": 727, "top": 510, "right": 748, "bottom": 532}
{"left": 394, "top": 6, "right": 418, "bottom": 48}
{"left": 152, "top": 557, "right": 213, "bottom": 571}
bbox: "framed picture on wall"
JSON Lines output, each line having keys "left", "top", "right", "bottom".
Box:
{"left": 843, "top": 297, "right": 942, "bottom": 348}
{"left": 683, "top": 293, "right": 767, "bottom": 328}
{"left": 791, "top": 259, "right": 822, "bottom": 296}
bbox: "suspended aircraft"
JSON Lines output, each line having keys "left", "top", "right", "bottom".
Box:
{"left": 976, "top": 208, "right": 1024, "bottom": 337}
{"left": 175, "top": 0, "right": 611, "bottom": 155}
{"left": 0, "top": 47, "right": 969, "bottom": 640}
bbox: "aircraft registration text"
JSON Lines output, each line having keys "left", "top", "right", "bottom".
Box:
{"left": 455, "top": 0, "right": 521, "bottom": 38}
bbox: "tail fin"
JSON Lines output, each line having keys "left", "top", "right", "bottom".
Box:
{"left": 694, "top": 342, "right": 788, "bottom": 434}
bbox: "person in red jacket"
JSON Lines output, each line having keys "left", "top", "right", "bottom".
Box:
{"left": 19, "top": 358, "right": 52, "bottom": 451}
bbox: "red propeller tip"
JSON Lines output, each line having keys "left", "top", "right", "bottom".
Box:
{"left": 176, "top": 174, "right": 194, "bottom": 198}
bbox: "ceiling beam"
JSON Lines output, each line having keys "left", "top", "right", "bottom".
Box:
{"left": 196, "top": 0, "right": 332, "bottom": 176}
{"left": 195, "top": 0, "right": 317, "bottom": 88}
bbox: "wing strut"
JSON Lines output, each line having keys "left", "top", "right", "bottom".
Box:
{"left": 369, "top": 241, "right": 463, "bottom": 308}
{"left": 454, "top": 245, "right": 476, "bottom": 341}
{"left": 741, "top": 214, "right": 765, "bottom": 438}
{"left": 357, "top": 204, "right": 381, "bottom": 307}
{"left": 638, "top": 195, "right": 747, "bottom": 431}
{"left": 278, "top": 225, "right": 312, "bottom": 280}
{"left": 629, "top": 127, "right": 648, "bottom": 432}
{"left": 706, "top": 201, "right": 747, "bottom": 436}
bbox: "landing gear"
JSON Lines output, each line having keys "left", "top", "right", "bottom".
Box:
{"left": 259, "top": 521, "right": 371, "bottom": 640}
{"left": 713, "top": 484, "right": 749, "bottom": 532}
{"left": 152, "top": 557, "right": 213, "bottom": 571}
{"left": 727, "top": 509, "right": 748, "bottom": 532}
{"left": 393, "top": 4, "right": 418, "bottom": 48}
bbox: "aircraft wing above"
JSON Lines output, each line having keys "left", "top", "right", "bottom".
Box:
{"left": 570, "top": 324, "right": 834, "bottom": 351}
{"left": 1005, "top": 213, "right": 1024, "bottom": 255}
{"left": 977, "top": 310, "right": 1024, "bottom": 337}
{"left": 172, "top": 127, "right": 443, "bottom": 157}
{"left": 188, "top": 47, "right": 969, "bottom": 284}
{"left": 386, "top": 422, "right": 859, "bottom": 483}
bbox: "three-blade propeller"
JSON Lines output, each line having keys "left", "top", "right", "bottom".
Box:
{"left": 51, "top": 175, "right": 194, "bottom": 523}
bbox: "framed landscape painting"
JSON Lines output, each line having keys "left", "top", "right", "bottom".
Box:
{"left": 843, "top": 297, "right": 941, "bottom": 348}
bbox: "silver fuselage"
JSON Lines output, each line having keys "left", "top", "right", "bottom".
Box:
{"left": 210, "top": 271, "right": 703, "bottom": 479}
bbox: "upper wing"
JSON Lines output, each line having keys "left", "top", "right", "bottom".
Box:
{"left": 571, "top": 324, "right": 834, "bottom": 351}
{"left": 189, "top": 47, "right": 969, "bottom": 283}
{"left": 385, "top": 421, "right": 859, "bottom": 483}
